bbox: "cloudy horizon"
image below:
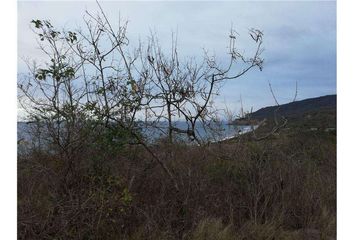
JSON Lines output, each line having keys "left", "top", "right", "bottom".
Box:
{"left": 18, "top": 0, "right": 336, "bottom": 115}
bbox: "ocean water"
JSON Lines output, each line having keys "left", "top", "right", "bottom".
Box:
{"left": 139, "top": 121, "right": 256, "bottom": 143}
{"left": 17, "top": 121, "right": 256, "bottom": 146}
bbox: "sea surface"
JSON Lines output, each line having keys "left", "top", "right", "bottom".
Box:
{"left": 139, "top": 121, "right": 256, "bottom": 143}
{"left": 17, "top": 121, "right": 257, "bottom": 148}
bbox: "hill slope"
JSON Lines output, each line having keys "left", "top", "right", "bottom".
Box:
{"left": 234, "top": 95, "right": 336, "bottom": 129}
{"left": 248, "top": 95, "right": 336, "bottom": 120}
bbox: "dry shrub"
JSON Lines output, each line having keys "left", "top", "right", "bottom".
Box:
{"left": 18, "top": 129, "right": 336, "bottom": 239}
{"left": 190, "top": 218, "right": 235, "bottom": 240}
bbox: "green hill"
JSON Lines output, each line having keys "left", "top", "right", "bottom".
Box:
{"left": 235, "top": 95, "right": 336, "bottom": 129}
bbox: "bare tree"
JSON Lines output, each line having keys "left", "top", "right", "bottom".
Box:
{"left": 139, "top": 27, "right": 264, "bottom": 144}
{"left": 18, "top": 3, "right": 264, "bottom": 190}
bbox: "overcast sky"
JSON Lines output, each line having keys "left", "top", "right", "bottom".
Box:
{"left": 18, "top": 0, "right": 336, "bottom": 113}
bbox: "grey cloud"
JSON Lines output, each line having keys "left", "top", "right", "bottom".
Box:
{"left": 18, "top": 1, "right": 336, "bottom": 111}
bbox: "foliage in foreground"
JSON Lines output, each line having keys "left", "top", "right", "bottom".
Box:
{"left": 18, "top": 127, "right": 336, "bottom": 240}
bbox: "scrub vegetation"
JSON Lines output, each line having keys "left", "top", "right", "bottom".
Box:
{"left": 18, "top": 4, "right": 336, "bottom": 239}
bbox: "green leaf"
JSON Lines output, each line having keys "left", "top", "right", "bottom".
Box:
{"left": 31, "top": 20, "right": 42, "bottom": 28}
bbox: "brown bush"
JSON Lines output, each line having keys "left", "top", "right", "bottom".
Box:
{"left": 18, "top": 129, "right": 336, "bottom": 239}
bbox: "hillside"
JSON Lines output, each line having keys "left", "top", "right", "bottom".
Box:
{"left": 235, "top": 95, "right": 336, "bottom": 129}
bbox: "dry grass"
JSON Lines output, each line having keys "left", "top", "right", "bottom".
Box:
{"left": 18, "top": 128, "right": 336, "bottom": 239}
